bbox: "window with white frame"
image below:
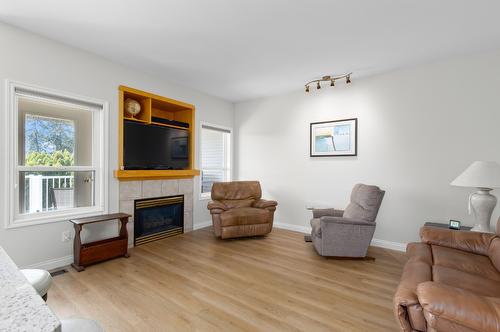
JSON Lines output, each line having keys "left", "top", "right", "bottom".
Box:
{"left": 200, "top": 123, "right": 231, "bottom": 199}
{"left": 6, "top": 81, "right": 108, "bottom": 227}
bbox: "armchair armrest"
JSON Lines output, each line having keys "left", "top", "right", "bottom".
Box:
{"left": 253, "top": 199, "right": 278, "bottom": 211}
{"left": 207, "top": 201, "right": 228, "bottom": 214}
{"left": 420, "top": 226, "right": 497, "bottom": 256}
{"left": 417, "top": 282, "right": 500, "bottom": 332}
{"left": 320, "top": 216, "right": 375, "bottom": 226}
{"left": 253, "top": 199, "right": 278, "bottom": 208}
{"left": 312, "top": 208, "right": 344, "bottom": 219}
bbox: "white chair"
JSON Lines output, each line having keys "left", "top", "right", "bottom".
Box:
{"left": 21, "top": 269, "right": 52, "bottom": 301}
{"left": 61, "top": 319, "right": 105, "bottom": 332}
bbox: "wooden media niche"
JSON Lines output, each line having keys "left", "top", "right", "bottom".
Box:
{"left": 114, "top": 85, "right": 200, "bottom": 180}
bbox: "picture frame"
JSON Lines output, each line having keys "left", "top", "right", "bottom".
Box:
{"left": 448, "top": 219, "right": 461, "bottom": 230}
{"left": 310, "top": 118, "right": 357, "bottom": 157}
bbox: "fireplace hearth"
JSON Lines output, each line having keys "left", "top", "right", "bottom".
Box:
{"left": 134, "top": 195, "right": 184, "bottom": 246}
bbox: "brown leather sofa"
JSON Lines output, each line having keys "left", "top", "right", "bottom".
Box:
{"left": 207, "top": 181, "right": 277, "bottom": 239}
{"left": 394, "top": 221, "right": 500, "bottom": 332}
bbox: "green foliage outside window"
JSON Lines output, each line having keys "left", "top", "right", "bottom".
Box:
{"left": 25, "top": 150, "right": 74, "bottom": 167}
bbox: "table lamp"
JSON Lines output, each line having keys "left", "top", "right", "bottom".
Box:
{"left": 451, "top": 161, "right": 500, "bottom": 232}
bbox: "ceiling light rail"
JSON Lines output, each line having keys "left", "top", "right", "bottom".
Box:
{"left": 305, "top": 73, "right": 352, "bottom": 92}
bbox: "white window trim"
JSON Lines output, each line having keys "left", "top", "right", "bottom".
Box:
{"left": 4, "top": 80, "right": 109, "bottom": 229}
{"left": 199, "top": 121, "right": 233, "bottom": 201}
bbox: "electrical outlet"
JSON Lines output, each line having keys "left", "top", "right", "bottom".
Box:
{"left": 61, "top": 230, "right": 71, "bottom": 242}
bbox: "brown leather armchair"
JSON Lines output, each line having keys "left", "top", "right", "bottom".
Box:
{"left": 207, "top": 181, "right": 277, "bottom": 239}
{"left": 394, "top": 221, "right": 500, "bottom": 332}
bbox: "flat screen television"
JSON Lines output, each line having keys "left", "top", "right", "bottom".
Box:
{"left": 124, "top": 120, "right": 189, "bottom": 170}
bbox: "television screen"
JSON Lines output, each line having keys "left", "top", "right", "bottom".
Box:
{"left": 124, "top": 121, "right": 189, "bottom": 170}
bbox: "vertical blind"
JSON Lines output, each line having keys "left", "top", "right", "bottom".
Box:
{"left": 201, "top": 124, "right": 231, "bottom": 194}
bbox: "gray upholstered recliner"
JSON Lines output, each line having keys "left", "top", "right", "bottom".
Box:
{"left": 310, "top": 184, "right": 385, "bottom": 257}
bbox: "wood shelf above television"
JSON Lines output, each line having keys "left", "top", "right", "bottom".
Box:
{"left": 116, "top": 85, "right": 199, "bottom": 181}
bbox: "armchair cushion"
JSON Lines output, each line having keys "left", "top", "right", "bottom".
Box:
{"left": 220, "top": 207, "right": 271, "bottom": 227}
{"left": 211, "top": 181, "right": 261, "bottom": 201}
{"left": 417, "top": 282, "right": 500, "bottom": 332}
{"left": 342, "top": 184, "right": 385, "bottom": 222}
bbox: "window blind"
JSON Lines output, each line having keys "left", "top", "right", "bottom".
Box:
{"left": 201, "top": 125, "right": 230, "bottom": 194}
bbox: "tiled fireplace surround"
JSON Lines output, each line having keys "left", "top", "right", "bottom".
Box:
{"left": 118, "top": 179, "right": 194, "bottom": 246}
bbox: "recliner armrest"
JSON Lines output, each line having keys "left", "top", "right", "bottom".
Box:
{"left": 207, "top": 201, "right": 228, "bottom": 214}
{"left": 312, "top": 208, "right": 343, "bottom": 219}
{"left": 320, "top": 216, "right": 375, "bottom": 226}
{"left": 420, "top": 226, "right": 497, "bottom": 256}
{"left": 253, "top": 199, "right": 278, "bottom": 211}
{"left": 417, "top": 282, "right": 500, "bottom": 332}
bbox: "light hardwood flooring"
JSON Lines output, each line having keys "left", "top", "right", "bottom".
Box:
{"left": 48, "top": 227, "right": 406, "bottom": 332}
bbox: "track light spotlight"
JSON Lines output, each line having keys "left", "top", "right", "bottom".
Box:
{"left": 304, "top": 72, "right": 352, "bottom": 93}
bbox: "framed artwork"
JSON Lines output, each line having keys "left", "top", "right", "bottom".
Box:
{"left": 310, "top": 118, "right": 357, "bottom": 157}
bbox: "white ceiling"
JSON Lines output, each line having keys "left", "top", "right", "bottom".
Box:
{"left": 1, "top": 0, "right": 500, "bottom": 102}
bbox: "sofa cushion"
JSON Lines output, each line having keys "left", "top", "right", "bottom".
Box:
{"left": 220, "top": 208, "right": 270, "bottom": 227}
{"left": 488, "top": 237, "right": 500, "bottom": 272}
{"left": 432, "top": 265, "right": 500, "bottom": 298}
{"left": 431, "top": 245, "right": 500, "bottom": 281}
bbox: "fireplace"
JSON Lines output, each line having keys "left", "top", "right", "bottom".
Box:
{"left": 134, "top": 195, "right": 184, "bottom": 246}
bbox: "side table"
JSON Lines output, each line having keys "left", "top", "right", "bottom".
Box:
{"left": 424, "top": 222, "right": 472, "bottom": 231}
{"left": 69, "top": 213, "right": 131, "bottom": 271}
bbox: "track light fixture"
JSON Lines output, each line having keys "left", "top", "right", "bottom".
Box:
{"left": 305, "top": 73, "right": 352, "bottom": 93}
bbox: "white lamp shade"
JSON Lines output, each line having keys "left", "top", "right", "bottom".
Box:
{"left": 451, "top": 161, "right": 500, "bottom": 188}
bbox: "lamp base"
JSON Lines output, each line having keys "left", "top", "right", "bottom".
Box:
{"left": 470, "top": 188, "right": 496, "bottom": 233}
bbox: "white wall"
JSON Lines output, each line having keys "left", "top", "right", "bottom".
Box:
{"left": 235, "top": 51, "right": 500, "bottom": 245}
{"left": 0, "top": 23, "right": 233, "bottom": 267}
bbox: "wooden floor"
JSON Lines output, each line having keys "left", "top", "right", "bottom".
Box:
{"left": 48, "top": 227, "right": 406, "bottom": 332}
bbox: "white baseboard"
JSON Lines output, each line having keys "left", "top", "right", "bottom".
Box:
{"left": 370, "top": 238, "right": 406, "bottom": 252}
{"left": 193, "top": 221, "right": 212, "bottom": 230}
{"left": 274, "top": 221, "right": 406, "bottom": 252}
{"left": 274, "top": 222, "right": 311, "bottom": 234}
{"left": 22, "top": 222, "right": 405, "bottom": 270}
{"left": 23, "top": 255, "right": 73, "bottom": 271}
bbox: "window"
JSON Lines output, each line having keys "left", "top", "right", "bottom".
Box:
{"left": 5, "top": 81, "right": 108, "bottom": 227}
{"left": 200, "top": 123, "right": 232, "bottom": 199}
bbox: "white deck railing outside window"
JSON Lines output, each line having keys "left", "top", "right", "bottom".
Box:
{"left": 25, "top": 174, "right": 74, "bottom": 213}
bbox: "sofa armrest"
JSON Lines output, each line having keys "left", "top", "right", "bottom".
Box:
{"left": 207, "top": 201, "right": 228, "bottom": 214}
{"left": 312, "top": 208, "right": 343, "bottom": 219}
{"left": 253, "top": 199, "right": 278, "bottom": 211}
{"left": 393, "top": 245, "right": 433, "bottom": 332}
{"left": 417, "top": 282, "right": 500, "bottom": 332}
{"left": 320, "top": 216, "right": 374, "bottom": 226}
{"left": 420, "top": 226, "right": 497, "bottom": 256}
